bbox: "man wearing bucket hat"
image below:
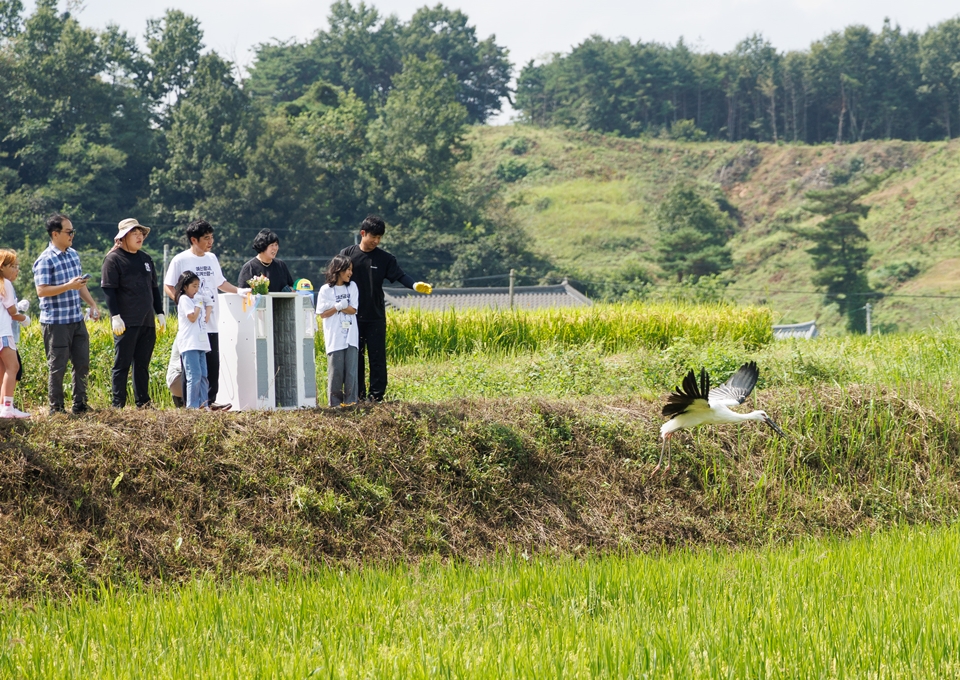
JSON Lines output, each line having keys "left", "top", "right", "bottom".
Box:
{"left": 100, "top": 218, "right": 165, "bottom": 409}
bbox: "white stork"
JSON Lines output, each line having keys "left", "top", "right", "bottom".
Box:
{"left": 656, "top": 361, "right": 785, "bottom": 472}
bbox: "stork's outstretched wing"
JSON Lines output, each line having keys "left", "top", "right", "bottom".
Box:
{"left": 661, "top": 367, "right": 711, "bottom": 417}
{"left": 708, "top": 361, "right": 759, "bottom": 408}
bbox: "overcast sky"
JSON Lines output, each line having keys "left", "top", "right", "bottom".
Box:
{"left": 49, "top": 0, "right": 960, "bottom": 121}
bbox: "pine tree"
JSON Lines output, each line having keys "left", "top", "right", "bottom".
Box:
{"left": 796, "top": 176, "right": 880, "bottom": 333}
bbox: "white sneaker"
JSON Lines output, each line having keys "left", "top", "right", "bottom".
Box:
{"left": 0, "top": 405, "right": 30, "bottom": 419}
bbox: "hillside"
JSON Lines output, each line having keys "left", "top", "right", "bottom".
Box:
{"left": 467, "top": 127, "right": 960, "bottom": 333}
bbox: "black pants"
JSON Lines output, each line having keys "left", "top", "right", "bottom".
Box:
{"left": 112, "top": 325, "right": 157, "bottom": 407}
{"left": 357, "top": 319, "right": 387, "bottom": 401}
{"left": 207, "top": 332, "right": 220, "bottom": 403}
{"left": 41, "top": 321, "right": 90, "bottom": 411}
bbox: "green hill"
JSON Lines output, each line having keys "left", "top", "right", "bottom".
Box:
{"left": 467, "top": 126, "right": 960, "bottom": 333}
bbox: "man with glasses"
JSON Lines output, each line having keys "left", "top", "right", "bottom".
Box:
{"left": 33, "top": 213, "right": 101, "bottom": 414}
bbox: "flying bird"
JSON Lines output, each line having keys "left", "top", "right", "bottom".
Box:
{"left": 656, "top": 361, "right": 785, "bottom": 472}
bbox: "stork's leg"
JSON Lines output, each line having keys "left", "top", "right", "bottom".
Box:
{"left": 654, "top": 433, "right": 671, "bottom": 474}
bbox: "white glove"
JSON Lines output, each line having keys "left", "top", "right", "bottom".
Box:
{"left": 111, "top": 314, "right": 126, "bottom": 336}
{"left": 156, "top": 313, "right": 166, "bottom": 331}
{"left": 19, "top": 314, "right": 30, "bottom": 328}
{"left": 413, "top": 281, "right": 433, "bottom": 294}
{"left": 236, "top": 287, "right": 251, "bottom": 296}
{"left": 16, "top": 299, "right": 29, "bottom": 313}
{"left": 334, "top": 299, "right": 349, "bottom": 311}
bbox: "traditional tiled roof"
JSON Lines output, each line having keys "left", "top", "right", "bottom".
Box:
{"left": 773, "top": 320, "right": 819, "bottom": 339}
{"left": 384, "top": 280, "right": 592, "bottom": 311}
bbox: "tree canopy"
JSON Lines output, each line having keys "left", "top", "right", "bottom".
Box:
{"left": 0, "top": 1, "right": 542, "bottom": 286}
{"left": 516, "top": 18, "right": 960, "bottom": 143}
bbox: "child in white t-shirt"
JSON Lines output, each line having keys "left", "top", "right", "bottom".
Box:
{"left": 316, "top": 255, "right": 359, "bottom": 406}
{"left": 174, "top": 270, "right": 212, "bottom": 409}
{"left": 0, "top": 249, "right": 31, "bottom": 418}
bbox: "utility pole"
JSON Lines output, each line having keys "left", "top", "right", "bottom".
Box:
{"left": 865, "top": 301, "right": 872, "bottom": 336}
{"left": 509, "top": 269, "right": 515, "bottom": 309}
{"left": 163, "top": 244, "right": 170, "bottom": 317}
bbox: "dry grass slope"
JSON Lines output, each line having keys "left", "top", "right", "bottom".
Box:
{"left": 1, "top": 387, "right": 957, "bottom": 600}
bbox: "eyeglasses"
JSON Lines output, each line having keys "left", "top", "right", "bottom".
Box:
{"left": 61, "top": 229, "right": 76, "bottom": 235}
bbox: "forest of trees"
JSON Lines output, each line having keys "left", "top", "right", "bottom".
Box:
{"left": 0, "top": 0, "right": 536, "bottom": 284}
{"left": 2, "top": 0, "right": 959, "bottom": 289}
{"left": 516, "top": 18, "right": 960, "bottom": 143}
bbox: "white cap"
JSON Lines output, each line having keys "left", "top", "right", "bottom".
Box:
{"left": 115, "top": 218, "right": 151, "bottom": 241}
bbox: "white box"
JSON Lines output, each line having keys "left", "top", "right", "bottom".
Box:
{"left": 217, "top": 292, "right": 317, "bottom": 410}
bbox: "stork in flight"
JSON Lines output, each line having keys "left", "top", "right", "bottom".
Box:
{"left": 656, "top": 361, "right": 785, "bottom": 472}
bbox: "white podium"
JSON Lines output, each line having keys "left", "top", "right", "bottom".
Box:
{"left": 217, "top": 292, "right": 318, "bottom": 410}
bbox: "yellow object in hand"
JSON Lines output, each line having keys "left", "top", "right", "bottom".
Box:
{"left": 413, "top": 281, "right": 433, "bottom": 294}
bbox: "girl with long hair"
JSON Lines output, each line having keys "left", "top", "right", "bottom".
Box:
{"left": 316, "top": 255, "right": 359, "bottom": 406}
{"left": 0, "top": 249, "right": 31, "bottom": 418}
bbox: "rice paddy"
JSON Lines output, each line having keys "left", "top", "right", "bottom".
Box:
{"left": 3, "top": 524, "right": 958, "bottom": 678}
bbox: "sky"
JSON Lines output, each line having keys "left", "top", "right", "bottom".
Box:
{"left": 46, "top": 0, "right": 960, "bottom": 121}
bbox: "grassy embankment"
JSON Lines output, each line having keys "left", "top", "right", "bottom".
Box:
{"left": 4, "top": 302, "right": 960, "bottom": 602}
{"left": 3, "top": 524, "right": 959, "bottom": 677}
{"left": 467, "top": 126, "right": 960, "bottom": 333}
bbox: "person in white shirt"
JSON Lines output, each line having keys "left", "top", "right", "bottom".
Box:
{"left": 163, "top": 219, "right": 247, "bottom": 410}
{"left": 173, "top": 271, "right": 212, "bottom": 409}
{"left": 0, "top": 249, "right": 31, "bottom": 418}
{"left": 316, "top": 255, "right": 359, "bottom": 406}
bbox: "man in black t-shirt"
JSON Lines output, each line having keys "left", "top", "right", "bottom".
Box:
{"left": 339, "top": 215, "right": 432, "bottom": 402}
{"left": 100, "top": 218, "right": 165, "bottom": 408}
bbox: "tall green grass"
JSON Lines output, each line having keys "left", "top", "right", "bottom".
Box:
{"left": 4, "top": 524, "right": 959, "bottom": 678}
{"left": 385, "top": 302, "right": 773, "bottom": 361}
{"left": 15, "top": 321, "right": 178, "bottom": 410}
{"left": 13, "top": 302, "right": 772, "bottom": 408}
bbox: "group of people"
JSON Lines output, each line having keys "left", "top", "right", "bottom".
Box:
{"left": 0, "top": 213, "right": 432, "bottom": 418}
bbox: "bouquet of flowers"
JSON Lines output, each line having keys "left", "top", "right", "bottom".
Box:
{"left": 246, "top": 274, "right": 270, "bottom": 295}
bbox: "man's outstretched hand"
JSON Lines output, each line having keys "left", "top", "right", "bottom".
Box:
{"left": 413, "top": 282, "right": 433, "bottom": 294}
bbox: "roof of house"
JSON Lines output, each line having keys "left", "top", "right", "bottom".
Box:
{"left": 773, "top": 320, "right": 819, "bottom": 340}
{"left": 384, "top": 280, "right": 592, "bottom": 311}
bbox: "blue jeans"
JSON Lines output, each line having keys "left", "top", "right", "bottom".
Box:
{"left": 182, "top": 349, "right": 209, "bottom": 409}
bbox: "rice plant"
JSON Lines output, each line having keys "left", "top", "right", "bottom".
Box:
{"left": 385, "top": 302, "right": 774, "bottom": 361}
{"left": 3, "top": 525, "right": 959, "bottom": 678}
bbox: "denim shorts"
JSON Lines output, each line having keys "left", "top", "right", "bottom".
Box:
{"left": 0, "top": 335, "right": 14, "bottom": 350}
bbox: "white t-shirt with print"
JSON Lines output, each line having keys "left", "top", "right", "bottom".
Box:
{"left": 177, "top": 295, "right": 211, "bottom": 353}
{"left": 316, "top": 282, "right": 359, "bottom": 354}
{"left": 0, "top": 280, "right": 16, "bottom": 339}
{"left": 164, "top": 250, "right": 226, "bottom": 331}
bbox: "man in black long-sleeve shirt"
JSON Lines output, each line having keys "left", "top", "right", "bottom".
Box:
{"left": 100, "top": 218, "right": 165, "bottom": 408}
{"left": 339, "top": 215, "right": 432, "bottom": 402}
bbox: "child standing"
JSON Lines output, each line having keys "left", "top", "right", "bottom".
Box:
{"left": 0, "top": 249, "right": 31, "bottom": 418}
{"left": 316, "top": 255, "right": 359, "bottom": 406}
{"left": 174, "top": 270, "right": 211, "bottom": 409}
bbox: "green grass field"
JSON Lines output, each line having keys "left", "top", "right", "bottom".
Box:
{"left": 4, "top": 524, "right": 959, "bottom": 678}
{"left": 10, "top": 303, "right": 960, "bottom": 677}
{"left": 10, "top": 301, "right": 773, "bottom": 410}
